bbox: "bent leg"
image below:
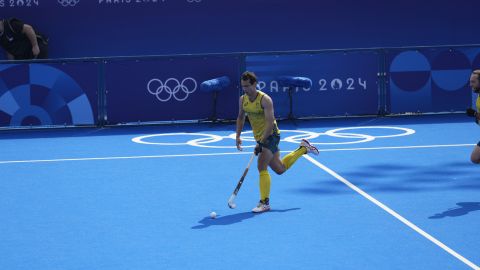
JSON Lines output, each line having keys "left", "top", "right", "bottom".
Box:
{"left": 269, "top": 144, "right": 307, "bottom": 175}
{"left": 269, "top": 151, "right": 287, "bottom": 175}
{"left": 281, "top": 146, "right": 307, "bottom": 170}
{"left": 471, "top": 145, "right": 480, "bottom": 164}
{"left": 269, "top": 146, "right": 307, "bottom": 175}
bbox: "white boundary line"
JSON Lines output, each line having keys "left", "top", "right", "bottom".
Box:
{"left": 0, "top": 143, "right": 474, "bottom": 164}
{"left": 0, "top": 152, "right": 243, "bottom": 164}
{"left": 317, "top": 143, "right": 475, "bottom": 152}
{"left": 303, "top": 155, "right": 480, "bottom": 270}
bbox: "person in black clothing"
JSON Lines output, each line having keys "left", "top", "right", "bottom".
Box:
{"left": 0, "top": 18, "right": 48, "bottom": 60}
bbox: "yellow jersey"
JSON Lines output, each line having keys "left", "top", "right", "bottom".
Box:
{"left": 242, "top": 90, "right": 280, "bottom": 141}
{"left": 476, "top": 95, "right": 480, "bottom": 112}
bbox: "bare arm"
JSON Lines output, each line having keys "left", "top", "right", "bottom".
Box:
{"left": 22, "top": 24, "right": 39, "bottom": 57}
{"left": 5, "top": 52, "right": 14, "bottom": 60}
{"left": 236, "top": 96, "right": 246, "bottom": 150}
{"left": 260, "top": 95, "right": 275, "bottom": 144}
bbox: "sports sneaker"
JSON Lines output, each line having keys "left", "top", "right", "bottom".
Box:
{"left": 252, "top": 198, "right": 270, "bottom": 213}
{"left": 300, "top": 139, "right": 319, "bottom": 155}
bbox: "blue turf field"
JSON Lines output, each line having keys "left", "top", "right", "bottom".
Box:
{"left": 0, "top": 114, "right": 479, "bottom": 270}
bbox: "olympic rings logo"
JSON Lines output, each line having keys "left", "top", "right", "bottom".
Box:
{"left": 131, "top": 126, "right": 415, "bottom": 148}
{"left": 58, "top": 0, "right": 80, "bottom": 7}
{"left": 147, "top": 77, "right": 197, "bottom": 102}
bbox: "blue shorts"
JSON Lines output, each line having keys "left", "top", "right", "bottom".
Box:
{"left": 258, "top": 133, "right": 280, "bottom": 154}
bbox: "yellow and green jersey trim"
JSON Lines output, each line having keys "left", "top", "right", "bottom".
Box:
{"left": 241, "top": 90, "right": 280, "bottom": 141}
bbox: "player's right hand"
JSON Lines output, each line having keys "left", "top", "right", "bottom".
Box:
{"left": 236, "top": 137, "right": 243, "bottom": 151}
{"left": 254, "top": 143, "right": 263, "bottom": 156}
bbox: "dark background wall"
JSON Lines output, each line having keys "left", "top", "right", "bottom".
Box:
{"left": 0, "top": 0, "right": 478, "bottom": 59}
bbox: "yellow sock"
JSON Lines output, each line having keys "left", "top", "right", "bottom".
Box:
{"left": 259, "top": 170, "right": 271, "bottom": 201}
{"left": 281, "top": 146, "right": 307, "bottom": 170}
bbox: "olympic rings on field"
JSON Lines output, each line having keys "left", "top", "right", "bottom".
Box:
{"left": 131, "top": 126, "right": 415, "bottom": 148}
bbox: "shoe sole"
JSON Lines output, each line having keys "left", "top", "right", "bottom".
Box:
{"left": 301, "top": 139, "right": 319, "bottom": 155}
{"left": 252, "top": 207, "right": 271, "bottom": 213}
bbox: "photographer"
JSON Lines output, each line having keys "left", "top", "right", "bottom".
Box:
{"left": 0, "top": 18, "right": 48, "bottom": 60}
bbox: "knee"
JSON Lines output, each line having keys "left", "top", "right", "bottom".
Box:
{"left": 265, "top": 168, "right": 283, "bottom": 175}
{"left": 272, "top": 166, "right": 286, "bottom": 175}
{"left": 257, "top": 166, "right": 268, "bottom": 172}
{"left": 471, "top": 146, "right": 480, "bottom": 164}
{"left": 471, "top": 157, "right": 480, "bottom": 164}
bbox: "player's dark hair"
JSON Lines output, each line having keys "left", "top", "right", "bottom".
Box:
{"left": 473, "top": 70, "right": 480, "bottom": 82}
{"left": 241, "top": 71, "right": 257, "bottom": 85}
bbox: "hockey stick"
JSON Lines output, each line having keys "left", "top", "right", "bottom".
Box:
{"left": 227, "top": 153, "right": 256, "bottom": 209}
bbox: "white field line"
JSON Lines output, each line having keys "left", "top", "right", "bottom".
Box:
{"left": 0, "top": 143, "right": 474, "bottom": 164}
{"left": 303, "top": 155, "right": 480, "bottom": 270}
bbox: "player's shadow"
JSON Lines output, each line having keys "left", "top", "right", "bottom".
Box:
{"left": 191, "top": 208, "right": 301, "bottom": 229}
{"left": 429, "top": 202, "right": 480, "bottom": 219}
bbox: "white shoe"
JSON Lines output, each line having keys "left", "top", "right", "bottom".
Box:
{"left": 252, "top": 199, "right": 271, "bottom": 213}
{"left": 300, "top": 139, "right": 319, "bottom": 155}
